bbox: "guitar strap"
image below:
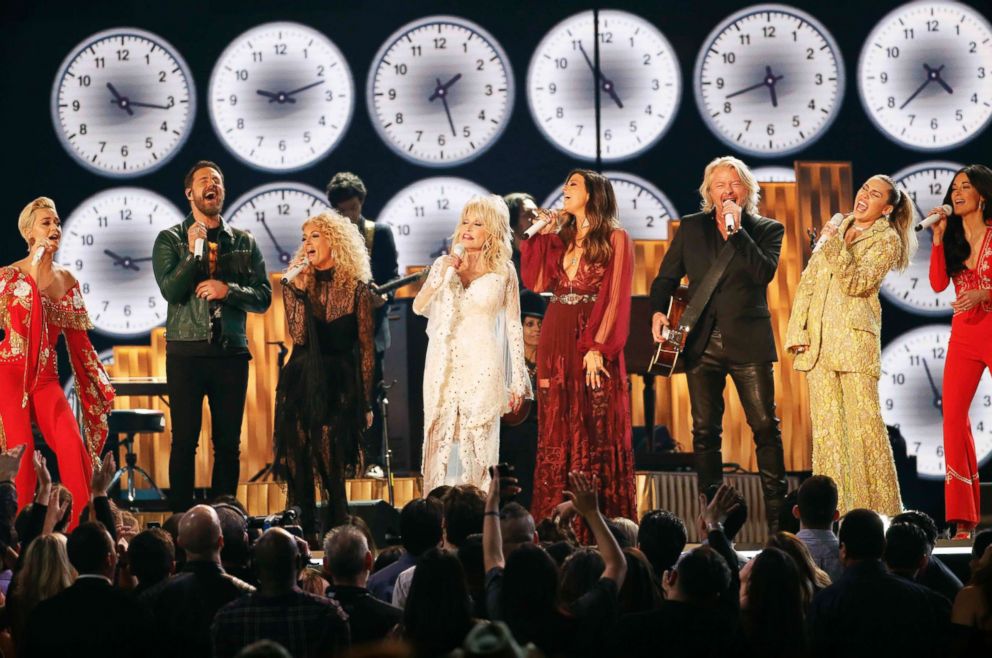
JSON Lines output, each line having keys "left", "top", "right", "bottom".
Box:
{"left": 678, "top": 240, "right": 737, "bottom": 331}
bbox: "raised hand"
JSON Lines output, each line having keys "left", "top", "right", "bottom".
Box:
{"left": 563, "top": 471, "right": 600, "bottom": 519}
{"left": 91, "top": 452, "right": 116, "bottom": 498}
{"left": 0, "top": 445, "right": 26, "bottom": 483}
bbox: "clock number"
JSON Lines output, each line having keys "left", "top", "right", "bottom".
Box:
{"left": 766, "top": 124, "right": 775, "bottom": 136}
{"left": 956, "top": 110, "right": 963, "bottom": 122}
{"left": 979, "top": 67, "right": 986, "bottom": 80}
{"left": 278, "top": 140, "right": 286, "bottom": 152}
{"left": 148, "top": 297, "right": 157, "bottom": 308}
{"left": 556, "top": 107, "right": 564, "bottom": 118}
{"left": 723, "top": 102, "right": 732, "bottom": 114}
{"left": 79, "top": 124, "right": 88, "bottom": 135}
{"left": 929, "top": 183, "right": 942, "bottom": 195}
{"left": 885, "top": 399, "right": 894, "bottom": 410}
{"left": 120, "top": 209, "right": 132, "bottom": 221}
{"left": 94, "top": 57, "right": 105, "bottom": 68}
{"left": 644, "top": 105, "right": 652, "bottom": 115}
{"left": 476, "top": 59, "right": 485, "bottom": 71}
{"left": 438, "top": 134, "right": 446, "bottom": 146}
{"left": 485, "top": 84, "right": 493, "bottom": 96}
{"left": 805, "top": 48, "right": 814, "bottom": 60}
{"left": 721, "top": 52, "right": 735, "bottom": 64}
{"left": 318, "top": 115, "right": 326, "bottom": 126}
{"left": 715, "top": 78, "right": 724, "bottom": 90}
{"left": 936, "top": 445, "right": 944, "bottom": 457}
{"left": 792, "top": 115, "right": 800, "bottom": 127}
{"left": 879, "top": 72, "right": 888, "bottom": 83}
{"left": 71, "top": 100, "right": 80, "bottom": 111}
{"left": 411, "top": 45, "right": 422, "bottom": 57}
{"left": 394, "top": 63, "right": 408, "bottom": 75}
{"left": 145, "top": 137, "right": 153, "bottom": 149}
{"left": 643, "top": 54, "right": 651, "bottom": 66}
{"left": 762, "top": 26, "right": 775, "bottom": 38}
{"left": 926, "top": 20, "right": 939, "bottom": 33}
{"left": 78, "top": 75, "right": 92, "bottom": 87}
{"left": 969, "top": 42, "right": 978, "bottom": 54}
{"left": 97, "top": 216, "right": 108, "bottom": 228}
{"left": 886, "top": 47, "right": 899, "bottom": 59}
{"left": 252, "top": 51, "right": 263, "bottom": 63}
{"left": 434, "top": 38, "right": 447, "bottom": 50}
{"left": 116, "top": 49, "right": 129, "bottom": 61}
{"left": 554, "top": 58, "right": 567, "bottom": 70}
{"left": 160, "top": 121, "right": 168, "bottom": 132}
{"left": 932, "top": 347, "right": 946, "bottom": 359}
{"left": 910, "top": 355, "right": 921, "bottom": 366}
{"left": 413, "top": 206, "right": 425, "bottom": 217}
{"left": 646, "top": 215, "right": 655, "bottom": 227}
{"left": 229, "top": 94, "right": 237, "bottom": 106}
{"left": 604, "top": 129, "right": 613, "bottom": 141}
{"left": 979, "top": 422, "right": 986, "bottom": 431}
{"left": 930, "top": 118, "right": 938, "bottom": 130}
{"left": 235, "top": 69, "right": 248, "bottom": 81}
{"left": 462, "top": 126, "right": 471, "bottom": 138}
{"left": 274, "top": 43, "right": 287, "bottom": 55}
{"left": 75, "top": 260, "right": 83, "bottom": 271}
{"left": 808, "top": 99, "right": 816, "bottom": 110}
{"left": 651, "top": 79, "right": 660, "bottom": 90}
{"left": 123, "top": 305, "right": 132, "bottom": 317}
{"left": 121, "top": 145, "right": 129, "bottom": 157}
{"left": 396, "top": 112, "right": 404, "bottom": 124}
{"left": 317, "top": 65, "right": 325, "bottom": 77}
{"left": 904, "top": 28, "right": 915, "bottom": 40}
{"left": 303, "top": 131, "right": 311, "bottom": 143}
{"left": 985, "top": 396, "right": 992, "bottom": 408}
{"left": 82, "top": 283, "right": 90, "bottom": 294}
{"left": 158, "top": 71, "right": 167, "bottom": 83}
{"left": 888, "top": 96, "right": 896, "bottom": 108}
{"left": 80, "top": 234, "right": 94, "bottom": 246}
{"left": 277, "top": 203, "right": 289, "bottom": 215}
{"left": 388, "top": 88, "right": 397, "bottom": 100}
{"left": 740, "top": 34, "right": 751, "bottom": 46}
{"left": 548, "top": 83, "right": 557, "bottom": 95}
{"left": 396, "top": 224, "right": 411, "bottom": 236}
{"left": 815, "top": 73, "right": 823, "bottom": 86}
{"left": 629, "top": 121, "right": 637, "bottom": 133}
{"left": 599, "top": 32, "right": 613, "bottom": 44}
{"left": 891, "top": 373, "right": 905, "bottom": 385}
{"left": 437, "top": 198, "right": 450, "bottom": 210}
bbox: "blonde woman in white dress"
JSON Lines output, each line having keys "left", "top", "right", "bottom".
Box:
{"left": 414, "top": 195, "right": 532, "bottom": 493}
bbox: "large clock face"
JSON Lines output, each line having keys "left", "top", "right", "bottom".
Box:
{"left": 881, "top": 161, "right": 961, "bottom": 315}
{"left": 541, "top": 171, "right": 677, "bottom": 241}
{"left": 526, "top": 10, "right": 681, "bottom": 162}
{"left": 376, "top": 177, "right": 489, "bottom": 273}
{"left": 366, "top": 16, "right": 514, "bottom": 167}
{"left": 59, "top": 188, "right": 185, "bottom": 337}
{"left": 225, "top": 182, "right": 331, "bottom": 270}
{"left": 693, "top": 4, "right": 845, "bottom": 157}
{"left": 208, "top": 22, "right": 354, "bottom": 172}
{"left": 50, "top": 28, "right": 196, "bottom": 177}
{"left": 857, "top": 1, "right": 992, "bottom": 151}
{"left": 879, "top": 325, "right": 992, "bottom": 480}
{"left": 753, "top": 165, "right": 796, "bottom": 182}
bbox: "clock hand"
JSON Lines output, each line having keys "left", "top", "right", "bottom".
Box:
{"left": 256, "top": 89, "right": 297, "bottom": 104}
{"left": 106, "top": 82, "right": 135, "bottom": 116}
{"left": 256, "top": 218, "right": 289, "bottom": 262}
{"left": 103, "top": 249, "right": 140, "bottom": 272}
{"left": 765, "top": 66, "right": 783, "bottom": 108}
{"left": 428, "top": 77, "right": 458, "bottom": 137}
{"left": 577, "top": 42, "right": 623, "bottom": 109}
{"left": 922, "top": 357, "right": 943, "bottom": 416}
{"left": 899, "top": 66, "right": 936, "bottom": 110}
{"left": 128, "top": 100, "right": 173, "bottom": 110}
{"left": 925, "top": 64, "right": 954, "bottom": 95}
{"left": 283, "top": 80, "right": 325, "bottom": 98}
{"left": 725, "top": 80, "right": 769, "bottom": 99}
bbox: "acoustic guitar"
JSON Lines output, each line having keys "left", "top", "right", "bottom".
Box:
{"left": 648, "top": 285, "right": 690, "bottom": 377}
{"left": 500, "top": 399, "right": 533, "bottom": 427}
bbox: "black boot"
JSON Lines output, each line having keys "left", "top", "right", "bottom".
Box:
{"left": 695, "top": 450, "right": 724, "bottom": 500}
{"left": 755, "top": 443, "right": 787, "bottom": 534}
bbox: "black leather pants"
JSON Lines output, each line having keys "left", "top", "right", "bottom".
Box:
{"left": 685, "top": 329, "right": 787, "bottom": 532}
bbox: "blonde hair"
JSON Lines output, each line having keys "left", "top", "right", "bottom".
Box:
{"left": 698, "top": 156, "right": 761, "bottom": 215}
{"left": 449, "top": 195, "right": 513, "bottom": 274}
{"left": 13, "top": 534, "right": 76, "bottom": 629}
{"left": 18, "top": 197, "right": 57, "bottom": 245}
{"left": 293, "top": 211, "right": 372, "bottom": 288}
{"left": 872, "top": 174, "right": 918, "bottom": 272}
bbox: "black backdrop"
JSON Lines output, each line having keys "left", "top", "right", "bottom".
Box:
{"left": 1, "top": 0, "right": 990, "bottom": 481}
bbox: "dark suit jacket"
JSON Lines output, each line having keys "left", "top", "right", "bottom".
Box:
{"left": 650, "top": 210, "right": 783, "bottom": 364}
{"left": 326, "top": 584, "right": 402, "bottom": 644}
{"left": 361, "top": 217, "right": 399, "bottom": 353}
{"left": 809, "top": 560, "right": 950, "bottom": 658}
{"left": 24, "top": 577, "right": 151, "bottom": 658}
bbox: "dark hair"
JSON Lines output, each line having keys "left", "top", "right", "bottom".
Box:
{"left": 323, "top": 525, "right": 369, "bottom": 580}
{"left": 974, "top": 529, "right": 992, "bottom": 562}
{"left": 503, "top": 192, "right": 536, "bottom": 231}
{"left": 742, "top": 548, "right": 808, "bottom": 658}
{"left": 162, "top": 512, "right": 187, "bottom": 570}
{"left": 971, "top": 533, "right": 992, "bottom": 625}
{"left": 499, "top": 502, "right": 534, "bottom": 546}
{"left": 427, "top": 485, "right": 451, "bottom": 500}
{"left": 884, "top": 523, "right": 929, "bottom": 573}
{"left": 214, "top": 503, "right": 251, "bottom": 569}
{"left": 559, "top": 547, "right": 605, "bottom": 607}
{"left": 544, "top": 540, "right": 576, "bottom": 566}
{"left": 797, "top": 475, "right": 839, "bottom": 529}
{"left": 839, "top": 509, "right": 885, "bottom": 561}
{"left": 442, "top": 485, "right": 485, "bottom": 549}
{"left": 183, "top": 160, "right": 224, "bottom": 190}
{"left": 344, "top": 514, "right": 378, "bottom": 556}
{"left": 501, "top": 543, "right": 561, "bottom": 646}
{"left": 400, "top": 497, "right": 443, "bottom": 557}
{"left": 675, "top": 545, "right": 731, "bottom": 605}
{"left": 372, "top": 545, "right": 404, "bottom": 574}
{"left": 403, "top": 548, "right": 474, "bottom": 657}
{"left": 234, "top": 639, "right": 293, "bottom": 658}
{"left": 891, "top": 510, "right": 938, "bottom": 548}
{"left": 558, "top": 169, "right": 619, "bottom": 266}
{"left": 618, "top": 547, "right": 662, "bottom": 615}
{"left": 326, "top": 171, "right": 367, "bottom": 205}
{"left": 778, "top": 490, "right": 801, "bottom": 535}
{"left": 941, "top": 164, "right": 992, "bottom": 276}
{"left": 766, "top": 531, "right": 830, "bottom": 606}
{"left": 67, "top": 522, "right": 114, "bottom": 574}
{"left": 637, "top": 509, "right": 687, "bottom": 575}
{"left": 457, "top": 533, "right": 485, "bottom": 611}
{"left": 128, "top": 528, "right": 175, "bottom": 585}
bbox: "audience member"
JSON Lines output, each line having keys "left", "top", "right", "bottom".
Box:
{"left": 637, "top": 509, "right": 687, "bottom": 578}
{"left": 766, "top": 531, "right": 831, "bottom": 606}
{"left": 214, "top": 499, "right": 254, "bottom": 585}
{"left": 401, "top": 547, "right": 475, "bottom": 658}
{"left": 161, "top": 511, "right": 187, "bottom": 570}
{"left": 141, "top": 505, "right": 254, "bottom": 657}
{"left": 809, "top": 509, "right": 950, "bottom": 658}
{"left": 458, "top": 533, "right": 487, "bottom": 618}
{"left": 499, "top": 502, "right": 536, "bottom": 556}
{"left": 617, "top": 547, "right": 662, "bottom": 615}
{"left": 777, "top": 489, "right": 801, "bottom": 534}
{"left": 793, "top": 475, "right": 842, "bottom": 582}
{"left": 543, "top": 539, "right": 576, "bottom": 567}
{"left": 372, "top": 545, "right": 404, "bottom": 574}
{"left": 892, "top": 510, "right": 963, "bottom": 602}
{"left": 559, "top": 547, "right": 605, "bottom": 607}
{"left": 738, "top": 547, "right": 808, "bottom": 658}
{"left": 9, "top": 534, "right": 74, "bottom": 648}
{"left": 323, "top": 525, "right": 403, "bottom": 645}
{"left": 24, "top": 522, "right": 149, "bottom": 657}
{"left": 970, "top": 529, "right": 992, "bottom": 577}
{"left": 951, "top": 539, "right": 992, "bottom": 656}
{"left": 298, "top": 567, "right": 331, "bottom": 596}
{"left": 126, "top": 527, "right": 175, "bottom": 595}
{"left": 212, "top": 528, "right": 349, "bottom": 658}
{"left": 609, "top": 517, "right": 639, "bottom": 549}
{"left": 367, "top": 497, "right": 441, "bottom": 603}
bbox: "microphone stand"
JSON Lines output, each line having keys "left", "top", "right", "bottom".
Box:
{"left": 249, "top": 341, "right": 289, "bottom": 482}
{"left": 377, "top": 379, "right": 397, "bottom": 507}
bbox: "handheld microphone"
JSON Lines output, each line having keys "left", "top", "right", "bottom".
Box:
{"left": 193, "top": 221, "right": 206, "bottom": 260}
{"left": 522, "top": 209, "right": 560, "bottom": 240}
{"left": 813, "top": 213, "right": 846, "bottom": 252}
{"left": 915, "top": 204, "right": 953, "bottom": 232}
{"left": 31, "top": 245, "right": 45, "bottom": 265}
{"left": 722, "top": 200, "right": 737, "bottom": 233}
{"left": 443, "top": 244, "right": 466, "bottom": 286}
{"left": 281, "top": 258, "right": 309, "bottom": 285}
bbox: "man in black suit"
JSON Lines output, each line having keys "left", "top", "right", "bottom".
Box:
{"left": 809, "top": 509, "right": 950, "bottom": 658}
{"left": 650, "top": 155, "right": 787, "bottom": 531}
{"left": 25, "top": 522, "right": 150, "bottom": 657}
{"left": 327, "top": 171, "right": 399, "bottom": 472}
{"left": 323, "top": 525, "right": 402, "bottom": 645}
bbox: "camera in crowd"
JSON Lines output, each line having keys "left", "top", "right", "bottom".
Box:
{"left": 247, "top": 506, "right": 303, "bottom": 533}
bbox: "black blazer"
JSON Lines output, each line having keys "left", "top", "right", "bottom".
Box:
{"left": 362, "top": 217, "right": 399, "bottom": 353}
{"left": 650, "top": 210, "right": 783, "bottom": 364}
{"left": 326, "top": 584, "right": 403, "bottom": 645}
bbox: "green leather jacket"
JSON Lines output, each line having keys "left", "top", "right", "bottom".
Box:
{"left": 152, "top": 214, "right": 271, "bottom": 348}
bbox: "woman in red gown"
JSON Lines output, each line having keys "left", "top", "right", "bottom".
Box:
{"left": 0, "top": 197, "right": 114, "bottom": 518}
{"left": 521, "top": 169, "right": 636, "bottom": 525}
{"left": 928, "top": 164, "right": 992, "bottom": 539}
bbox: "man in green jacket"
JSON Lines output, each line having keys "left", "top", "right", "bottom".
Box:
{"left": 153, "top": 160, "right": 271, "bottom": 511}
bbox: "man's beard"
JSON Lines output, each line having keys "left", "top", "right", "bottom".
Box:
{"left": 193, "top": 192, "right": 224, "bottom": 217}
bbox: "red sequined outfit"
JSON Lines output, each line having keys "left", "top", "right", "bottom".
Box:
{"left": 521, "top": 229, "right": 636, "bottom": 526}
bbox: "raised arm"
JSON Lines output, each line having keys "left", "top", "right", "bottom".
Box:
{"left": 566, "top": 472, "right": 627, "bottom": 588}
{"left": 223, "top": 234, "right": 272, "bottom": 313}
{"left": 519, "top": 232, "right": 564, "bottom": 292}
{"left": 579, "top": 229, "right": 633, "bottom": 359}
{"left": 820, "top": 230, "right": 900, "bottom": 297}
{"left": 412, "top": 256, "right": 450, "bottom": 317}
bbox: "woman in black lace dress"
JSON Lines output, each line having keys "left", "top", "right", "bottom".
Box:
{"left": 275, "top": 211, "right": 376, "bottom": 537}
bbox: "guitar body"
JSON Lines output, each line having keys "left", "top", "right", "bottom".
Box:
{"left": 648, "top": 285, "right": 690, "bottom": 377}
{"left": 501, "top": 399, "right": 533, "bottom": 427}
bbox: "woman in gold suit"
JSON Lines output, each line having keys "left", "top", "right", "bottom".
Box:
{"left": 785, "top": 175, "right": 916, "bottom": 516}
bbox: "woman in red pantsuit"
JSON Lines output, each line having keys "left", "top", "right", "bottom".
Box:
{"left": 928, "top": 164, "right": 992, "bottom": 539}
{"left": 521, "top": 170, "right": 636, "bottom": 527}
{"left": 0, "top": 197, "right": 114, "bottom": 521}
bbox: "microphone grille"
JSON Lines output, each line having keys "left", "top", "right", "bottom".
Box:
{"left": 453, "top": 243, "right": 466, "bottom": 257}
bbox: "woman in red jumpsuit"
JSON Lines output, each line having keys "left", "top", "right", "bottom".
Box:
{"left": 521, "top": 169, "right": 636, "bottom": 526}
{"left": 928, "top": 164, "right": 992, "bottom": 539}
{"left": 0, "top": 197, "right": 114, "bottom": 519}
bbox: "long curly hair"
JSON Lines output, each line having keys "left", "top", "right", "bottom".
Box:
{"left": 871, "top": 174, "right": 917, "bottom": 272}
{"left": 558, "top": 169, "right": 619, "bottom": 266}
{"left": 449, "top": 195, "right": 513, "bottom": 274}
{"left": 292, "top": 211, "right": 372, "bottom": 288}
{"left": 940, "top": 164, "right": 992, "bottom": 277}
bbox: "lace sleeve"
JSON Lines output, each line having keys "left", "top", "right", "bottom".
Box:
{"left": 578, "top": 229, "right": 633, "bottom": 359}
{"left": 503, "top": 267, "right": 533, "bottom": 400}
{"left": 785, "top": 258, "right": 818, "bottom": 350}
{"left": 412, "top": 256, "right": 449, "bottom": 317}
{"left": 62, "top": 290, "right": 114, "bottom": 464}
{"left": 356, "top": 283, "right": 376, "bottom": 411}
{"left": 520, "top": 233, "right": 564, "bottom": 292}
{"left": 282, "top": 283, "right": 307, "bottom": 345}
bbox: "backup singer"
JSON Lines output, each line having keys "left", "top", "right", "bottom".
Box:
{"left": 275, "top": 212, "right": 376, "bottom": 536}
{"left": 0, "top": 197, "right": 114, "bottom": 516}
{"left": 928, "top": 164, "right": 992, "bottom": 539}
{"left": 786, "top": 175, "right": 916, "bottom": 517}
{"left": 650, "top": 156, "right": 787, "bottom": 532}
{"left": 153, "top": 161, "right": 271, "bottom": 512}
{"left": 522, "top": 170, "right": 636, "bottom": 524}
{"left": 414, "top": 195, "right": 530, "bottom": 493}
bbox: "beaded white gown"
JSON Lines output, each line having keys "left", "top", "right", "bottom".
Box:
{"left": 413, "top": 257, "right": 531, "bottom": 493}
